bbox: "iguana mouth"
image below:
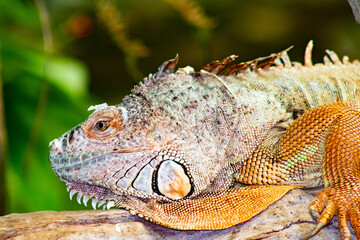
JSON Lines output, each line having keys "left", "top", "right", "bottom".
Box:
{"left": 62, "top": 180, "right": 117, "bottom": 210}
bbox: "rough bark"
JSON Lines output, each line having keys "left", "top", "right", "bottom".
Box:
{"left": 0, "top": 189, "right": 355, "bottom": 239}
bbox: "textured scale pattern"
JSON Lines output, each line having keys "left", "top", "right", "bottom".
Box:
{"left": 49, "top": 42, "right": 360, "bottom": 239}
{"left": 118, "top": 185, "right": 297, "bottom": 230}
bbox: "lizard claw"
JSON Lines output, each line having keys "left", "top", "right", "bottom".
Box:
{"left": 310, "top": 209, "right": 320, "bottom": 221}
{"left": 299, "top": 222, "right": 325, "bottom": 240}
{"left": 307, "top": 186, "right": 360, "bottom": 240}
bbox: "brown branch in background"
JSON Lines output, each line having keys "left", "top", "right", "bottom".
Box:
{"left": 0, "top": 32, "right": 8, "bottom": 216}
{"left": 36, "top": 0, "right": 54, "bottom": 55}
{"left": 96, "top": 0, "right": 149, "bottom": 82}
{"left": 97, "top": 0, "right": 149, "bottom": 57}
{"left": 22, "top": 0, "right": 53, "bottom": 175}
{"left": 163, "top": 0, "right": 215, "bottom": 29}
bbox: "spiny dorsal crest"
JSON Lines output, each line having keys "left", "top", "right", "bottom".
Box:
{"left": 142, "top": 40, "right": 356, "bottom": 87}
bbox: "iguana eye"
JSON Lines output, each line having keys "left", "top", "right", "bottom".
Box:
{"left": 82, "top": 106, "right": 125, "bottom": 140}
{"left": 94, "top": 121, "right": 110, "bottom": 132}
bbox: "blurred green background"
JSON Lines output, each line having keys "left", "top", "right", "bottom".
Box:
{"left": 0, "top": 0, "right": 359, "bottom": 215}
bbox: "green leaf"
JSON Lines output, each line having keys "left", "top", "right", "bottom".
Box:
{"left": 46, "top": 57, "right": 89, "bottom": 98}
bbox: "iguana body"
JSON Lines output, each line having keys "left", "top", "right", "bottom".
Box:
{"left": 49, "top": 42, "right": 360, "bottom": 239}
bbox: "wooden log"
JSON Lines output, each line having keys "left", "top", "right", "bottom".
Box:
{"left": 0, "top": 189, "right": 352, "bottom": 239}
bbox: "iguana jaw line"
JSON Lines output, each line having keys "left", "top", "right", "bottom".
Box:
{"left": 62, "top": 177, "right": 173, "bottom": 211}
{"left": 63, "top": 180, "right": 117, "bottom": 210}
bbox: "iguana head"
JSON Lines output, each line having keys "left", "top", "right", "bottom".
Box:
{"left": 49, "top": 55, "right": 242, "bottom": 211}
{"left": 49, "top": 94, "right": 185, "bottom": 210}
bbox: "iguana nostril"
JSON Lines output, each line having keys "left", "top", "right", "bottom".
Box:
{"left": 68, "top": 129, "right": 74, "bottom": 144}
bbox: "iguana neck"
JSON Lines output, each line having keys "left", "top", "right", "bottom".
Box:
{"left": 132, "top": 72, "right": 286, "bottom": 193}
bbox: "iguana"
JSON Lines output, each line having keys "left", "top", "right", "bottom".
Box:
{"left": 49, "top": 41, "right": 360, "bottom": 240}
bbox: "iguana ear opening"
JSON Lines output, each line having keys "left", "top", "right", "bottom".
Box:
{"left": 153, "top": 160, "right": 193, "bottom": 200}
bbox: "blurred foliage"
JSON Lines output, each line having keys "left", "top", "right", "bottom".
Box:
{"left": 1, "top": 0, "right": 93, "bottom": 213}
{"left": 0, "top": 0, "right": 359, "bottom": 214}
